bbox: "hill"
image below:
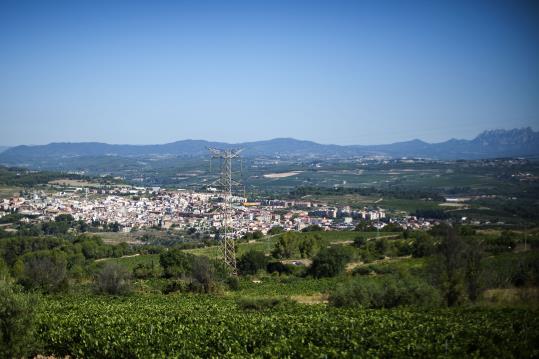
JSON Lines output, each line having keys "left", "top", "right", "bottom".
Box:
{"left": 0, "top": 128, "right": 537, "bottom": 165}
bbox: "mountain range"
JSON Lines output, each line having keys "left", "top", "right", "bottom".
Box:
{"left": 0, "top": 128, "right": 538, "bottom": 165}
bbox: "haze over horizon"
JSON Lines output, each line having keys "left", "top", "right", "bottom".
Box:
{"left": 1, "top": 0, "right": 538, "bottom": 147}
{"left": 2, "top": 126, "right": 538, "bottom": 148}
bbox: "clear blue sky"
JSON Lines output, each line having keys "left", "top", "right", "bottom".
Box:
{"left": 1, "top": 0, "right": 538, "bottom": 146}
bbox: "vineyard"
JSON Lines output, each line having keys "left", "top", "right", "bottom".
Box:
{"left": 36, "top": 294, "right": 539, "bottom": 358}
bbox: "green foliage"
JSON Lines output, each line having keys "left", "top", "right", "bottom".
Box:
{"left": 243, "top": 230, "right": 264, "bottom": 240}
{"left": 330, "top": 275, "right": 441, "bottom": 308}
{"left": 411, "top": 232, "right": 435, "bottom": 258}
{"left": 132, "top": 262, "right": 158, "bottom": 279}
{"left": 159, "top": 250, "right": 195, "bottom": 278}
{"left": 236, "top": 297, "right": 289, "bottom": 310}
{"left": 94, "top": 263, "right": 132, "bottom": 295}
{"left": 35, "top": 295, "right": 539, "bottom": 357}
{"left": 298, "top": 237, "right": 316, "bottom": 258}
{"left": 354, "top": 221, "right": 377, "bottom": 232}
{"left": 0, "top": 166, "right": 85, "bottom": 186}
{"left": 266, "top": 261, "right": 292, "bottom": 275}
{"left": 19, "top": 250, "right": 68, "bottom": 293}
{"left": 162, "top": 279, "right": 190, "bottom": 294}
{"left": 271, "top": 233, "right": 297, "bottom": 259}
{"left": 413, "top": 209, "right": 449, "bottom": 219}
{"left": 309, "top": 246, "right": 353, "bottom": 278}
{"left": 0, "top": 282, "right": 37, "bottom": 358}
{"left": 301, "top": 225, "right": 322, "bottom": 232}
{"left": 353, "top": 236, "right": 367, "bottom": 248}
{"left": 238, "top": 250, "right": 268, "bottom": 275}
{"left": 429, "top": 229, "right": 467, "bottom": 306}
{"left": 464, "top": 238, "right": 484, "bottom": 302}
{"left": 190, "top": 256, "right": 219, "bottom": 293}
{"left": 226, "top": 276, "right": 240, "bottom": 291}
{"left": 267, "top": 226, "right": 284, "bottom": 235}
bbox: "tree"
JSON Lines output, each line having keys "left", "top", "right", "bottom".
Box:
{"left": 95, "top": 263, "right": 132, "bottom": 295}
{"left": 109, "top": 221, "right": 120, "bottom": 232}
{"left": 355, "top": 221, "right": 376, "bottom": 232}
{"left": 411, "top": 232, "right": 435, "bottom": 258}
{"left": 190, "top": 256, "right": 216, "bottom": 293}
{"left": 271, "top": 233, "right": 298, "bottom": 259}
{"left": 268, "top": 226, "right": 284, "bottom": 235}
{"left": 298, "top": 237, "right": 316, "bottom": 258}
{"left": 19, "top": 250, "right": 68, "bottom": 293}
{"left": 238, "top": 250, "right": 268, "bottom": 275}
{"left": 55, "top": 213, "right": 74, "bottom": 223}
{"left": 302, "top": 224, "right": 322, "bottom": 232}
{"left": 267, "top": 261, "right": 292, "bottom": 275}
{"left": 374, "top": 238, "right": 389, "bottom": 255}
{"left": 430, "top": 228, "right": 466, "bottom": 306}
{"left": 0, "top": 283, "right": 37, "bottom": 358}
{"left": 159, "top": 250, "right": 195, "bottom": 278}
{"left": 353, "top": 236, "right": 367, "bottom": 248}
{"left": 464, "top": 238, "right": 484, "bottom": 302}
{"left": 309, "top": 246, "right": 353, "bottom": 278}
{"left": 133, "top": 262, "right": 156, "bottom": 279}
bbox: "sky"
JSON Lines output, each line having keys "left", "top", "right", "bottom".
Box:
{"left": 0, "top": 0, "right": 538, "bottom": 146}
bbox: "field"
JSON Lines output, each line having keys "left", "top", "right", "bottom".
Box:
{"left": 35, "top": 294, "right": 539, "bottom": 358}
{"left": 183, "top": 231, "right": 399, "bottom": 259}
{"left": 0, "top": 185, "right": 20, "bottom": 199}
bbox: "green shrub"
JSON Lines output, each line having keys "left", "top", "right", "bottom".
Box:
{"left": 159, "top": 250, "right": 195, "bottom": 278}
{"left": 411, "top": 233, "right": 435, "bottom": 258}
{"left": 309, "top": 246, "right": 354, "bottom": 278}
{"left": 226, "top": 276, "right": 240, "bottom": 291}
{"left": 236, "top": 297, "right": 289, "bottom": 310}
{"left": 0, "top": 283, "right": 37, "bottom": 358}
{"left": 19, "top": 250, "right": 68, "bottom": 293}
{"left": 162, "top": 279, "right": 190, "bottom": 294}
{"left": 267, "top": 261, "right": 292, "bottom": 275}
{"left": 133, "top": 263, "right": 157, "bottom": 279}
{"left": 329, "top": 274, "right": 441, "bottom": 308}
{"left": 238, "top": 250, "right": 268, "bottom": 275}
{"left": 353, "top": 267, "right": 372, "bottom": 276}
{"left": 95, "top": 263, "right": 132, "bottom": 295}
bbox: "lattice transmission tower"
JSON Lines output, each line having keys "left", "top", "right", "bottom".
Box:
{"left": 208, "top": 147, "right": 243, "bottom": 275}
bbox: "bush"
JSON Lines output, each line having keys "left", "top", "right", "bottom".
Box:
{"left": 190, "top": 256, "right": 217, "bottom": 293}
{"left": 133, "top": 263, "right": 157, "bottom": 279}
{"left": 238, "top": 250, "right": 268, "bottom": 275}
{"left": 95, "top": 263, "right": 132, "bottom": 295}
{"left": 309, "top": 246, "right": 354, "bottom": 278}
{"left": 329, "top": 275, "right": 441, "bottom": 308}
{"left": 267, "top": 261, "right": 292, "bottom": 275}
{"left": 0, "top": 283, "right": 37, "bottom": 358}
{"left": 162, "top": 279, "right": 190, "bottom": 294}
{"left": 271, "top": 233, "right": 298, "bottom": 259}
{"left": 226, "top": 276, "right": 240, "bottom": 291}
{"left": 159, "top": 250, "right": 195, "bottom": 278}
{"left": 353, "top": 266, "right": 372, "bottom": 276}
{"left": 267, "top": 226, "right": 284, "bottom": 235}
{"left": 19, "top": 250, "right": 68, "bottom": 293}
{"left": 236, "top": 297, "right": 289, "bottom": 310}
{"left": 411, "top": 233, "right": 435, "bottom": 258}
{"left": 353, "top": 236, "right": 367, "bottom": 248}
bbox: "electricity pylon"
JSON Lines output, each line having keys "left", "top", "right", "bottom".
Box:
{"left": 208, "top": 147, "right": 243, "bottom": 275}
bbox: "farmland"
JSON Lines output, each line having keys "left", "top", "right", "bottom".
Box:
{"left": 36, "top": 294, "right": 539, "bottom": 358}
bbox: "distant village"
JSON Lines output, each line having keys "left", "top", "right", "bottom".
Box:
{"left": 0, "top": 184, "right": 439, "bottom": 237}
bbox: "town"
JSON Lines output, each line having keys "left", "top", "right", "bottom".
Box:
{"left": 0, "top": 184, "right": 436, "bottom": 237}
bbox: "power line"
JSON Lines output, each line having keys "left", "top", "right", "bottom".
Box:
{"left": 207, "top": 147, "right": 243, "bottom": 275}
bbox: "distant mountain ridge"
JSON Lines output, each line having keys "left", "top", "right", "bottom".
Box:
{"left": 1, "top": 128, "right": 538, "bottom": 163}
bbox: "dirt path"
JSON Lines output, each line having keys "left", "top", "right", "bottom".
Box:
{"left": 95, "top": 253, "right": 140, "bottom": 262}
